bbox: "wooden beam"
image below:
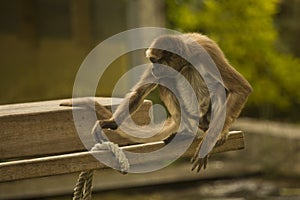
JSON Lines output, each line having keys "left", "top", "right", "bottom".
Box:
{"left": 0, "top": 98, "right": 151, "bottom": 159}
{"left": 0, "top": 131, "right": 244, "bottom": 182}
{"left": 0, "top": 98, "right": 245, "bottom": 182}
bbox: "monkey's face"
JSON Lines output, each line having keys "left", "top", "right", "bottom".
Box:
{"left": 146, "top": 48, "right": 188, "bottom": 79}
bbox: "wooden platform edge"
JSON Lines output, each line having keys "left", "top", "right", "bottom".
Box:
{"left": 0, "top": 131, "right": 244, "bottom": 182}
{"left": 0, "top": 97, "right": 152, "bottom": 159}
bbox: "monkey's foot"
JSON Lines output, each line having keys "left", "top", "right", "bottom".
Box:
{"left": 215, "top": 134, "right": 229, "bottom": 147}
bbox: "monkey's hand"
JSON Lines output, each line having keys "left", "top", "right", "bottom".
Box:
{"left": 191, "top": 140, "right": 209, "bottom": 173}
{"left": 190, "top": 133, "right": 229, "bottom": 172}
{"left": 99, "top": 119, "right": 118, "bottom": 130}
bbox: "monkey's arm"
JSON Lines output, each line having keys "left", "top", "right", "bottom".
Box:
{"left": 191, "top": 65, "right": 252, "bottom": 172}
{"left": 100, "top": 68, "right": 158, "bottom": 129}
{"left": 101, "top": 83, "right": 158, "bottom": 129}
{"left": 201, "top": 39, "right": 253, "bottom": 136}
{"left": 219, "top": 66, "right": 253, "bottom": 140}
{"left": 191, "top": 74, "right": 251, "bottom": 172}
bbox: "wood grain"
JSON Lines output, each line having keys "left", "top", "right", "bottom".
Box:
{"left": 0, "top": 97, "right": 151, "bottom": 159}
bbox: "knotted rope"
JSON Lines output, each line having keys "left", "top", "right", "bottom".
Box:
{"left": 73, "top": 125, "right": 129, "bottom": 200}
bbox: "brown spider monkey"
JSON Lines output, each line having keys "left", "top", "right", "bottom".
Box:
{"left": 62, "top": 33, "right": 252, "bottom": 172}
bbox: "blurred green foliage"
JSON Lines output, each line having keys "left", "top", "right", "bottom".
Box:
{"left": 166, "top": 0, "right": 300, "bottom": 121}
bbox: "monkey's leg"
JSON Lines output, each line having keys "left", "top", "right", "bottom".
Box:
{"left": 91, "top": 117, "right": 179, "bottom": 144}
{"left": 215, "top": 131, "right": 229, "bottom": 147}
{"left": 60, "top": 98, "right": 112, "bottom": 120}
{"left": 148, "top": 118, "right": 181, "bottom": 142}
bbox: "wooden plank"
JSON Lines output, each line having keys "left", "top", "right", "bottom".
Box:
{"left": 0, "top": 98, "right": 151, "bottom": 159}
{"left": 0, "top": 131, "right": 244, "bottom": 182}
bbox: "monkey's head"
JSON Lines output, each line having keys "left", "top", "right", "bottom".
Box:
{"left": 146, "top": 35, "right": 190, "bottom": 79}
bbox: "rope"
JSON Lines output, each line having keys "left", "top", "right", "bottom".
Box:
{"left": 91, "top": 142, "right": 130, "bottom": 174}
{"left": 72, "top": 128, "right": 129, "bottom": 200}
{"left": 73, "top": 170, "right": 93, "bottom": 200}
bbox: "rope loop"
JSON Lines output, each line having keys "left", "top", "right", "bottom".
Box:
{"left": 73, "top": 126, "right": 129, "bottom": 200}
{"left": 91, "top": 141, "right": 130, "bottom": 174}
